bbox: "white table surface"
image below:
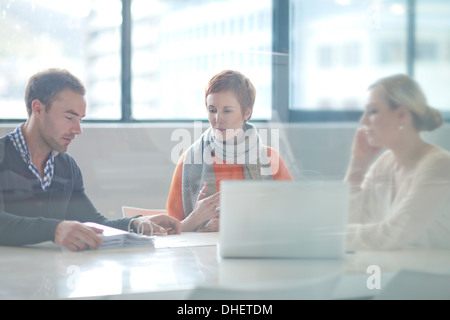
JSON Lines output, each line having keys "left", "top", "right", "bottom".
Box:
{"left": 1, "top": 232, "right": 449, "bottom": 300}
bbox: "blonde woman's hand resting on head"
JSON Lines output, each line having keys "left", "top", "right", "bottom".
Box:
{"left": 351, "top": 127, "right": 383, "bottom": 165}
{"left": 345, "top": 127, "right": 383, "bottom": 190}
{"left": 182, "top": 182, "right": 220, "bottom": 232}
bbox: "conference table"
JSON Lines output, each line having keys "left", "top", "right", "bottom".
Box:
{"left": 1, "top": 232, "right": 449, "bottom": 300}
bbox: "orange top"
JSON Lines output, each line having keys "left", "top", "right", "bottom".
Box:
{"left": 166, "top": 146, "right": 293, "bottom": 221}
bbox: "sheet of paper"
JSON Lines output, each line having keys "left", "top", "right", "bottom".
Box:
{"left": 26, "top": 231, "right": 219, "bottom": 250}
{"left": 154, "top": 232, "right": 219, "bottom": 248}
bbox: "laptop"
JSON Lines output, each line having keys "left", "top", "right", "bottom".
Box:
{"left": 219, "top": 180, "right": 349, "bottom": 259}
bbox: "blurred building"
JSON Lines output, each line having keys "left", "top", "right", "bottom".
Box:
{"left": 1, "top": 0, "right": 449, "bottom": 120}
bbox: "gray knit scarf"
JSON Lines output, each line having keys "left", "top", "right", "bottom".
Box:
{"left": 181, "top": 122, "right": 273, "bottom": 218}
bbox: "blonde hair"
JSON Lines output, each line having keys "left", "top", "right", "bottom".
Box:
{"left": 369, "top": 74, "right": 443, "bottom": 131}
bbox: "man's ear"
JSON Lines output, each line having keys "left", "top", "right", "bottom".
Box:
{"left": 31, "top": 99, "right": 45, "bottom": 118}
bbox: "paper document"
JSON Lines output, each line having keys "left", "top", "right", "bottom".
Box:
{"left": 84, "top": 222, "right": 154, "bottom": 250}
{"left": 154, "top": 232, "right": 219, "bottom": 248}
{"left": 26, "top": 229, "right": 217, "bottom": 251}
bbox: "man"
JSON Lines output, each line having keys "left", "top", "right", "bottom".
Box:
{"left": 0, "top": 68, "right": 181, "bottom": 251}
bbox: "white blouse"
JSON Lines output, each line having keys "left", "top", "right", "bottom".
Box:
{"left": 346, "top": 146, "right": 450, "bottom": 251}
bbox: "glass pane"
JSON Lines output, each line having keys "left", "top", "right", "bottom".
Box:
{"left": 415, "top": 0, "right": 450, "bottom": 112}
{"left": 0, "top": 0, "right": 121, "bottom": 120}
{"left": 290, "top": 0, "right": 407, "bottom": 111}
{"left": 131, "top": 0, "right": 273, "bottom": 120}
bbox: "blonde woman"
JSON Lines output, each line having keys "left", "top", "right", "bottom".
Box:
{"left": 345, "top": 74, "right": 450, "bottom": 250}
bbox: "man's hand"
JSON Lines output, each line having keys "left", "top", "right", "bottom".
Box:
{"left": 54, "top": 221, "right": 103, "bottom": 251}
{"left": 133, "top": 214, "right": 182, "bottom": 235}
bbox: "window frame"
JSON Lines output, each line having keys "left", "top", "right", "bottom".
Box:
{"left": 1, "top": 0, "right": 449, "bottom": 124}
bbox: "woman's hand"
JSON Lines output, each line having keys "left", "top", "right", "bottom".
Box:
{"left": 351, "top": 127, "right": 383, "bottom": 165}
{"left": 198, "top": 217, "right": 220, "bottom": 232}
{"left": 345, "top": 127, "right": 382, "bottom": 188}
{"left": 182, "top": 182, "right": 220, "bottom": 232}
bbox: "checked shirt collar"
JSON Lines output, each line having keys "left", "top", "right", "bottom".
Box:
{"left": 8, "top": 124, "right": 58, "bottom": 191}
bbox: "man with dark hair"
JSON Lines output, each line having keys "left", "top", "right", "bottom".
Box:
{"left": 24, "top": 68, "right": 87, "bottom": 116}
{"left": 0, "top": 68, "right": 181, "bottom": 251}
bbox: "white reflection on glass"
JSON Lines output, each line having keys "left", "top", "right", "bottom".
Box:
{"left": 68, "top": 261, "right": 123, "bottom": 298}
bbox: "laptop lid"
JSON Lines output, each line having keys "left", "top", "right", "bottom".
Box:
{"left": 219, "top": 180, "right": 349, "bottom": 259}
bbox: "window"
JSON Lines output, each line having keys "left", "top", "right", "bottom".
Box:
{"left": 1, "top": 0, "right": 449, "bottom": 122}
{"left": 0, "top": 0, "right": 121, "bottom": 120}
{"left": 415, "top": 0, "right": 450, "bottom": 113}
{"left": 289, "top": 0, "right": 407, "bottom": 113}
{"left": 85, "top": 0, "right": 122, "bottom": 120}
{"left": 130, "top": 0, "right": 273, "bottom": 120}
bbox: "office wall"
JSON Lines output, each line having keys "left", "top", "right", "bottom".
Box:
{"left": 1, "top": 123, "right": 449, "bottom": 219}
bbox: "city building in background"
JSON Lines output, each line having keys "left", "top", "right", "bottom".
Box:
{"left": 290, "top": 0, "right": 450, "bottom": 113}
{"left": 130, "top": 0, "right": 272, "bottom": 120}
{"left": 1, "top": 0, "right": 449, "bottom": 121}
